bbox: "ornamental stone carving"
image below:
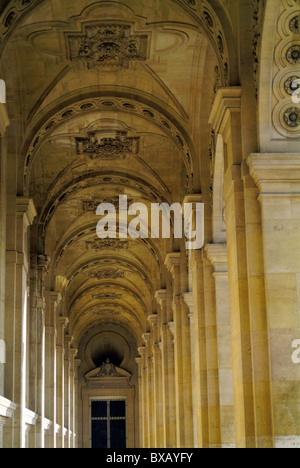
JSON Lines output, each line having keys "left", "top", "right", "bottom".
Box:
{"left": 92, "top": 293, "right": 123, "bottom": 300}
{"left": 67, "top": 24, "right": 149, "bottom": 69}
{"left": 89, "top": 270, "right": 125, "bottom": 280}
{"left": 85, "top": 239, "right": 129, "bottom": 251}
{"left": 76, "top": 131, "right": 140, "bottom": 160}
{"left": 272, "top": 0, "right": 300, "bottom": 138}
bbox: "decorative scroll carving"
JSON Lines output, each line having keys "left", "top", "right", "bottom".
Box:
{"left": 85, "top": 359, "right": 131, "bottom": 380}
{"left": 92, "top": 293, "right": 123, "bottom": 300}
{"left": 86, "top": 239, "right": 129, "bottom": 251}
{"left": 89, "top": 270, "right": 125, "bottom": 280}
{"left": 92, "top": 311, "right": 121, "bottom": 317}
{"left": 67, "top": 24, "right": 149, "bottom": 69}
{"left": 76, "top": 131, "right": 140, "bottom": 160}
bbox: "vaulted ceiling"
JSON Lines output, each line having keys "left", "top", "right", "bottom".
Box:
{"left": 0, "top": 0, "right": 232, "bottom": 348}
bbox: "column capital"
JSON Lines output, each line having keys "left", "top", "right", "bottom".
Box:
{"left": 148, "top": 314, "right": 159, "bottom": 326}
{"left": 205, "top": 244, "right": 228, "bottom": 274}
{"left": 16, "top": 197, "right": 37, "bottom": 227}
{"left": 165, "top": 252, "right": 181, "bottom": 276}
{"left": 65, "top": 335, "right": 73, "bottom": 346}
{"left": 168, "top": 321, "right": 175, "bottom": 337}
{"left": 155, "top": 289, "right": 167, "bottom": 306}
{"left": 182, "top": 194, "right": 203, "bottom": 205}
{"left": 208, "top": 87, "right": 242, "bottom": 135}
{"left": 46, "top": 290, "right": 62, "bottom": 305}
{"left": 182, "top": 292, "right": 194, "bottom": 315}
{"left": 58, "top": 316, "right": 69, "bottom": 329}
{"left": 247, "top": 153, "right": 300, "bottom": 195}
{"left": 138, "top": 346, "right": 146, "bottom": 359}
{"left": 142, "top": 333, "right": 152, "bottom": 345}
{"left": 69, "top": 348, "right": 78, "bottom": 359}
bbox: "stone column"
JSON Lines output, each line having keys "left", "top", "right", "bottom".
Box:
{"left": 69, "top": 347, "right": 77, "bottom": 448}
{"left": 4, "top": 197, "right": 36, "bottom": 448}
{"left": 74, "top": 358, "right": 81, "bottom": 449}
{"left": 148, "top": 314, "right": 164, "bottom": 448}
{"left": 202, "top": 253, "right": 222, "bottom": 448}
{"left": 135, "top": 354, "right": 143, "bottom": 447}
{"left": 182, "top": 292, "right": 198, "bottom": 447}
{"left": 165, "top": 253, "right": 185, "bottom": 448}
{"left": 209, "top": 88, "right": 256, "bottom": 448}
{"left": 205, "top": 244, "right": 236, "bottom": 448}
{"left": 0, "top": 103, "right": 9, "bottom": 396}
{"left": 64, "top": 335, "right": 73, "bottom": 448}
{"left": 45, "top": 291, "right": 61, "bottom": 448}
{"left": 190, "top": 249, "right": 209, "bottom": 448}
{"left": 142, "top": 332, "right": 155, "bottom": 448}
{"left": 137, "top": 346, "right": 147, "bottom": 448}
{"left": 155, "top": 290, "right": 176, "bottom": 448}
{"left": 248, "top": 153, "right": 300, "bottom": 448}
{"left": 29, "top": 254, "right": 49, "bottom": 448}
{"left": 56, "top": 316, "right": 68, "bottom": 448}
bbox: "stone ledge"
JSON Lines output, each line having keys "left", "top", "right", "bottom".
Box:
{"left": 0, "top": 396, "right": 16, "bottom": 419}
{"left": 247, "top": 153, "right": 300, "bottom": 194}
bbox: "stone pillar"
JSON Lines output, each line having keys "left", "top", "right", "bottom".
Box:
{"left": 182, "top": 292, "right": 198, "bottom": 447}
{"left": 205, "top": 244, "right": 236, "bottom": 448}
{"left": 135, "top": 354, "right": 143, "bottom": 447}
{"left": 69, "top": 347, "right": 77, "bottom": 448}
{"left": 155, "top": 290, "right": 176, "bottom": 448}
{"left": 4, "top": 197, "right": 36, "bottom": 448}
{"left": 165, "top": 254, "right": 185, "bottom": 448}
{"left": 190, "top": 249, "right": 209, "bottom": 448}
{"left": 0, "top": 103, "right": 9, "bottom": 396}
{"left": 148, "top": 314, "right": 164, "bottom": 448}
{"left": 209, "top": 88, "right": 256, "bottom": 448}
{"left": 248, "top": 153, "right": 300, "bottom": 448}
{"left": 137, "top": 346, "right": 147, "bottom": 448}
{"left": 56, "top": 316, "right": 68, "bottom": 448}
{"left": 74, "top": 358, "right": 81, "bottom": 449}
{"left": 202, "top": 253, "right": 222, "bottom": 448}
{"left": 45, "top": 291, "right": 61, "bottom": 448}
{"left": 64, "top": 335, "right": 73, "bottom": 448}
{"left": 29, "top": 254, "right": 49, "bottom": 448}
{"left": 142, "top": 332, "right": 155, "bottom": 448}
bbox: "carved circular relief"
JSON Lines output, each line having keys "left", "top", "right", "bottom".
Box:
{"left": 284, "top": 75, "right": 300, "bottom": 95}
{"left": 289, "top": 16, "right": 299, "bottom": 34}
{"left": 284, "top": 107, "right": 300, "bottom": 127}
{"left": 286, "top": 45, "right": 300, "bottom": 64}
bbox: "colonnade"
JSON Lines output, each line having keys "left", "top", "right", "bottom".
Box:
{"left": 135, "top": 88, "right": 300, "bottom": 449}
{"left": 0, "top": 85, "right": 300, "bottom": 448}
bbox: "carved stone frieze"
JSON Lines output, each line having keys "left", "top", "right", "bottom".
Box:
{"left": 76, "top": 131, "right": 140, "bottom": 160}
{"left": 92, "top": 311, "right": 121, "bottom": 317}
{"left": 92, "top": 293, "right": 123, "bottom": 300}
{"left": 67, "top": 23, "right": 149, "bottom": 70}
{"left": 85, "top": 239, "right": 129, "bottom": 251}
{"left": 89, "top": 270, "right": 125, "bottom": 280}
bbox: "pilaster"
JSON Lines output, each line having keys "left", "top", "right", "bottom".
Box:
{"left": 247, "top": 153, "right": 300, "bottom": 447}
{"left": 205, "top": 244, "right": 236, "bottom": 448}
{"left": 4, "top": 197, "right": 36, "bottom": 448}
